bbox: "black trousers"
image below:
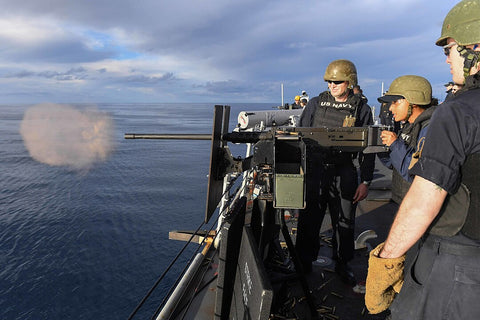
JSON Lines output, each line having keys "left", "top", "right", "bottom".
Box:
{"left": 295, "top": 152, "right": 358, "bottom": 270}
{"left": 390, "top": 234, "right": 480, "bottom": 320}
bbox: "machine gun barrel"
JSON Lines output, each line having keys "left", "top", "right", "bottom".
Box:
{"left": 124, "top": 133, "right": 212, "bottom": 140}
{"left": 124, "top": 132, "right": 274, "bottom": 143}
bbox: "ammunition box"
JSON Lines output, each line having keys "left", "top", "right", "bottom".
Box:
{"left": 274, "top": 166, "right": 305, "bottom": 209}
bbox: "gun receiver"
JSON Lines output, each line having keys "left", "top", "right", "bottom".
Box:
{"left": 125, "top": 105, "right": 388, "bottom": 223}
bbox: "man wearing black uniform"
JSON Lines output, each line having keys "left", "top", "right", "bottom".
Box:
{"left": 296, "top": 59, "right": 374, "bottom": 285}
{"left": 366, "top": 1, "right": 480, "bottom": 318}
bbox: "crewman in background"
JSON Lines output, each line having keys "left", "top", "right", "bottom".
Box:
{"left": 292, "top": 95, "right": 302, "bottom": 109}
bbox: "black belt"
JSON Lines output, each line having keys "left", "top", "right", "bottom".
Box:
{"left": 423, "top": 236, "right": 480, "bottom": 256}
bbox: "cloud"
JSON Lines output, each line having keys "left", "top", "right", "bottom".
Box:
{"left": 121, "top": 72, "right": 176, "bottom": 84}
{"left": 0, "top": 17, "right": 115, "bottom": 63}
{"left": 5, "top": 67, "right": 88, "bottom": 80}
{"left": 0, "top": 0, "right": 462, "bottom": 104}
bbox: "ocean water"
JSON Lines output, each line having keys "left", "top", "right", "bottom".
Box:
{"left": 0, "top": 102, "right": 274, "bottom": 320}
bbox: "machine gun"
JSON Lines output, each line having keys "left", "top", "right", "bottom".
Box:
{"left": 125, "top": 105, "right": 388, "bottom": 320}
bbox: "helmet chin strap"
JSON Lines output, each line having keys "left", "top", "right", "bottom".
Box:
{"left": 406, "top": 104, "right": 413, "bottom": 122}
{"left": 457, "top": 45, "right": 480, "bottom": 79}
{"left": 338, "top": 88, "right": 350, "bottom": 100}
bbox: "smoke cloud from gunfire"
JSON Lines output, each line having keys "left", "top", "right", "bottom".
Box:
{"left": 20, "top": 103, "right": 114, "bottom": 169}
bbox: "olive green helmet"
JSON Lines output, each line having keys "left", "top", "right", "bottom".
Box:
{"left": 323, "top": 59, "right": 358, "bottom": 88}
{"left": 436, "top": 0, "right": 480, "bottom": 46}
{"left": 378, "top": 75, "right": 432, "bottom": 106}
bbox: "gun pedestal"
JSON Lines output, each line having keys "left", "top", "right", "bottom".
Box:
{"left": 277, "top": 208, "right": 318, "bottom": 319}
{"left": 248, "top": 198, "right": 318, "bottom": 319}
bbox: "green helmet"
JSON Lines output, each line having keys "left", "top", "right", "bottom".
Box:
{"left": 324, "top": 59, "right": 358, "bottom": 87}
{"left": 378, "top": 75, "right": 432, "bottom": 106}
{"left": 436, "top": 0, "right": 480, "bottom": 46}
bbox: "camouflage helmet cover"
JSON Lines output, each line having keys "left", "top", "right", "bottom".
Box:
{"left": 436, "top": 0, "right": 480, "bottom": 46}
{"left": 323, "top": 59, "right": 358, "bottom": 87}
{"left": 378, "top": 75, "right": 432, "bottom": 106}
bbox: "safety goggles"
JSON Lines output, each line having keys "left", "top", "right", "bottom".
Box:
{"left": 390, "top": 98, "right": 406, "bottom": 105}
{"left": 326, "top": 80, "right": 345, "bottom": 85}
{"left": 443, "top": 42, "right": 457, "bottom": 56}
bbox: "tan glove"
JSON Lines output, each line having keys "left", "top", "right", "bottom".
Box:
{"left": 365, "top": 242, "right": 405, "bottom": 314}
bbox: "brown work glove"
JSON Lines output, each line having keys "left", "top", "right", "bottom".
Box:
{"left": 365, "top": 242, "right": 405, "bottom": 314}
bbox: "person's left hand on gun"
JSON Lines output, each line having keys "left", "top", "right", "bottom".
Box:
{"left": 365, "top": 242, "right": 405, "bottom": 314}
{"left": 380, "top": 130, "right": 397, "bottom": 147}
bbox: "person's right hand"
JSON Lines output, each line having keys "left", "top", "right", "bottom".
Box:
{"left": 365, "top": 243, "right": 405, "bottom": 314}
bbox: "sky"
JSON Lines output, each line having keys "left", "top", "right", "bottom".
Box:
{"left": 0, "top": 0, "right": 462, "bottom": 108}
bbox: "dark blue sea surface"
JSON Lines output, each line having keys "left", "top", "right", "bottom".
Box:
{"left": 0, "top": 102, "right": 275, "bottom": 320}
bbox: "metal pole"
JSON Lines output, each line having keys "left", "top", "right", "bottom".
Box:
{"left": 156, "top": 253, "right": 203, "bottom": 320}
{"left": 281, "top": 83, "right": 284, "bottom": 107}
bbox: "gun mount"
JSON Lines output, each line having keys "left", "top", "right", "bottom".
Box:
{"left": 125, "top": 105, "right": 389, "bottom": 320}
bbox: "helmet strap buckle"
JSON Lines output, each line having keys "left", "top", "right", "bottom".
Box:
{"left": 458, "top": 45, "right": 480, "bottom": 79}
